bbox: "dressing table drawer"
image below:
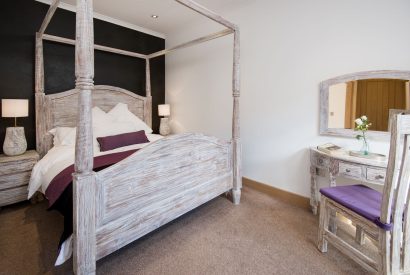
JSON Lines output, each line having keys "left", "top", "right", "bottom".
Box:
{"left": 339, "top": 162, "right": 362, "bottom": 179}
{"left": 366, "top": 168, "right": 386, "bottom": 183}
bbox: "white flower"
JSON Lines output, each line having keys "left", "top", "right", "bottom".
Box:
{"left": 361, "top": 115, "right": 367, "bottom": 121}
{"left": 355, "top": 118, "right": 363, "bottom": 126}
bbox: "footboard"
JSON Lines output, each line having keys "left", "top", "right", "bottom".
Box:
{"left": 94, "top": 133, "right": 233, "bottom": 259}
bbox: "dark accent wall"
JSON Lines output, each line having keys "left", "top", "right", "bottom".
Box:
{"left": 0, "top": 1, "right": 165, "bottom": 153}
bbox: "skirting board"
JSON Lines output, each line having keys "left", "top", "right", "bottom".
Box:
{"left": 243, "top": 177, "right": 310, "bottom": 210}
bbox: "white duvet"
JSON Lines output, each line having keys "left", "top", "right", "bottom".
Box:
{"left": 28, "top": 133, "right": 163, "bottom": 198}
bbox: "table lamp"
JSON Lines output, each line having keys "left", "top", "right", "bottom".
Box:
{"left": 2, "top": 99, "right": 28, "bottom": 156}
{"left": 158, "top": 104, "right": 171, "bottom": 136}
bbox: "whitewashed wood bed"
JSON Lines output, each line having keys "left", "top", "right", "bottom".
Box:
{"left": 34, "top": 0, "right": 241, "bottom": 274}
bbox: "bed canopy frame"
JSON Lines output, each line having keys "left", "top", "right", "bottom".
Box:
{"left": 35, "top": 0, "right": 240, "bottom": 274}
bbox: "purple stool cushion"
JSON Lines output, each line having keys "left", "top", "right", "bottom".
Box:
{"left": 320, "top": 185, "right": 392, "bottom": 231}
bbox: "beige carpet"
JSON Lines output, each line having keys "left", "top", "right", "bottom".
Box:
{"left": 0, "top": 186, "right": 373, "bottom": 275}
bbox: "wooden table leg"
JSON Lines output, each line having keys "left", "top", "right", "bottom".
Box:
{"left": 328, "top": 172, "right": 338, "bottom": 233}
{"left": 310, "top": 166, "right": 318, "bottom": 215}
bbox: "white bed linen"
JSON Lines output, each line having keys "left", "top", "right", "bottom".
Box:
{"left": 28, "top": 133, "right": 163, "bottom": 198}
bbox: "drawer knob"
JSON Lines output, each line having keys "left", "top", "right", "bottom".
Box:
{"left": 345, "top": 169, "right": 351, "bottom": 173}
{"left": 318, "top": 159, "right": 323, "bottom": 164}
{"left": 375, "top": 175, "right": 384, "bottom": 180}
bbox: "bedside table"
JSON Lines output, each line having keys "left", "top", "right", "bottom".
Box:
{"left": 0, "top": 150, "right": 39, "bottom": 207}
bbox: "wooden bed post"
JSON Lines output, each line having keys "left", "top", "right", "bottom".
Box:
{"left": 73, "top": 0, "right": 96, "bottom": 274}
{"left": 231, "top": 29, "right": 241, "bottom": 204}
{"left": 35, "top": 0, "right": 61, "bottom": 158}
{"left": 35, "top": 33, "right": 46, "bottom": 157}
{"left": 174, "top": 0, "right": 242, "bottom": 204}
{"left": 145, "top": 58, "right": 152, "bottom": 128}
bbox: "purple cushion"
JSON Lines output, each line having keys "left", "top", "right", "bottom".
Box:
{"left": 320, "top": 185, "right": 392, "bottom": 231}
{"left": 97, "top": 130, "right": 149, "bottom": 152}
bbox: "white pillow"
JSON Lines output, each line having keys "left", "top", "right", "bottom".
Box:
{"left": 92, "top": 106, "right": 133, "bottom": 136}
{"left": 92, "top": 106, "right": 148, "bottom": 152}
{"left": 107, "top": 103, "right": 153, "bottom": 134}
{"left": 49, "top": 127, "right": 76, "bottom": 147}
{"left": 49, "top": 126, "right": 99, "bottom": 152}
{"left": 92, "top": 106, "right": 112, "bottom": 128}
{"left": 92, "top": 107, "right": 112, "bottom": 151}
{"left": 49, "top": 107, "right": 151, "bottom": 152}
{"left": 49, "top": 107, "right": 115, "bottom": 151}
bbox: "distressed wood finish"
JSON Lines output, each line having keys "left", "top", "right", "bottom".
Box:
{"left": 0, "top": 151, "right": 39, "bottom": 175}
{"left": 35, "top": 32, "right": 47, "bottom": 157}
{"left": 38, "top": 0, "right": 61, "bottom": 35}
{"left": 366, "top": 168, "right": 386, "bottom": 184}
{"left": 309, "top": 148, "right": 387, "bottom": 215}
{"left": 73, "top": 172, "right": 96, "bottom": 275}
{"left": 317, "top": 195, "right": 329, "bottom": 252}
{"left": 231, "top": 29, "right": 241, "bottom": 204}
{"left": 319, "top": 70, "right": 410, "bottom": 141}
{"left": 72, "top": 0, "right": 96, "bottom": 274}
{"left": 95, "top": 133, "right": 232, "bottom": 258}
{"left": 42, "top": 34, "right": 147, "bottom": 59}
{"left": 35, "top": 33, "right": 44, "bottom": 95}
{"left": 381, "top": 113, "right": 410, "bottom": 274}
{"left": 338, "top": 162, "right": 362, "bottom": 179}
{"left": 402, "top": 116, "right": 410, "bottom": 273}
{"left": 0, "top": 151, "right": 39, "bottom": 207}
{"left": 317, "top": 113, "right": 410, "bottom": 274}
{"left": 148, "top": 29, "right": 233, "bottom": 59}
{"left": 310, "top": 166, "right": 318, "bottom": 215}
{"left": 355, "top": 226, "right": 366, "bottom": 246}
{"left": 36, "top": 1, "right": 241, "bottom": 274}
{"left": 175, "top": 0, "right": 237, "bottom": 30}
{"left": 319, "top": 70, "right": 410, "bottom": 140}
{"left": 145, "top": 58, "right": 152, "bottom": 128}
{"left": 170, "top": 0, "right": 242, "bottom": 204}
{"left": 37, "top": 85, "right": 147, "bottom": 156}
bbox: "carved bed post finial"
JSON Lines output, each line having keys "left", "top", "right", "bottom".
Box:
{"left": 73, "top": 0, "right": 96, "bottom": 274}
{"left": 232, "top": 28, "right": 241, "bottom": 204}
{"left": 145, "top": 58, "right": 152, "bottom": 128}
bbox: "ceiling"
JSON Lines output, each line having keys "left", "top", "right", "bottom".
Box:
{"left": 56, "top": 0, "right": 238, "bottom": 37}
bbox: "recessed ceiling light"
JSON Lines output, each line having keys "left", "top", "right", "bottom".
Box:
{"left": 151, "top": 15, "right": 159, "bottom": 19}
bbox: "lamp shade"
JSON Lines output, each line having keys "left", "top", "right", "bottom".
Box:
{"left": 158, "top": 104, "right": 170, "bottom": 117}
{"left": 2, "top": 99, "right": 28, "bottom": 118}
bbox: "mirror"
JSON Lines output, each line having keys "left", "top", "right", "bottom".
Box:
{"left": 328, "top": 79, "right": 410, "bottom": 131}
{"left": 320, "top": 71, "right": 410, "bottom": 139}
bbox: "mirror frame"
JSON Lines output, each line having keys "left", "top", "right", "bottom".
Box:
{"left": 319, "top": 70, "right": 410, "bottom": 140}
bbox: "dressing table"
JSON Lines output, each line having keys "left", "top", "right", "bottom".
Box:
{"left": 313, "top": 70, "right": 410, "bottom": 215}
{"left": 309, "top": 148, "right": 387, "bottom": 215}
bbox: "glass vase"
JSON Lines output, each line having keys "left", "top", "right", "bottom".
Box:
{"left": 361, "top": 139, "right": 369, "bottom": 155}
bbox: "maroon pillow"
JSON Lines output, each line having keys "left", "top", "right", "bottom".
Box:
{"left": 97, "top": 130, "right": 149, "bottom": 152}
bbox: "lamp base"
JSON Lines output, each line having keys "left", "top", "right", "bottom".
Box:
{"left": 3, "top": 127, "right": 27, "bottom": 156}
{"left": 159, "top": 117, "right": 171, "bottom": 136}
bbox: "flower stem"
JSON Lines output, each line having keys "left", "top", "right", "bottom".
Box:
{"left": 362, "top": 130, "right": 369, "bottom": 155}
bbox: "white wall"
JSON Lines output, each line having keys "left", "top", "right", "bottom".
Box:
{"left": 328, "top": 83, "right": 347, "bottom": 129}
{"left": 165, "top": 0, "right": 410, "bottom": 197}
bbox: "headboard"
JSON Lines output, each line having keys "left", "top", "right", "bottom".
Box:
{"left": 35, "top": 85, "right": 152, "bottom": 157}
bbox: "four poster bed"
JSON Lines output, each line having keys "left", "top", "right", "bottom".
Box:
{"left": 33, "top": 0, "right": 241, "bottom": 274}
